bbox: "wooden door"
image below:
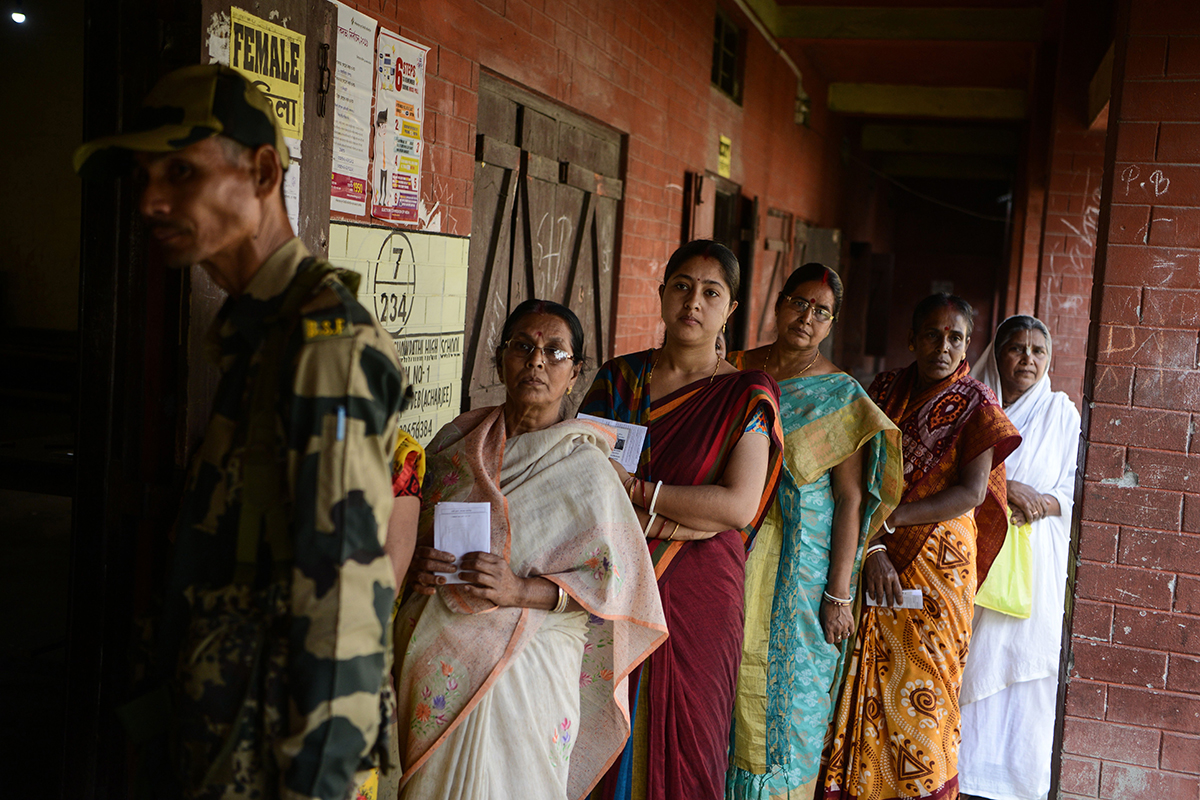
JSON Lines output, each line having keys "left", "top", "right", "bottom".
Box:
{"left": 794, "top": 224, "right": 841, "bottom": 359}
{"left": 755, "top": 208, "right": 795, "bottom": 345}
{"left": 680, "top": 171, "right": 756, "bottom": 351}
{"left": 465, "top": 75, "right": 623, "bottom": 412}
{"left": 804, "top": 226, "right": 842, "bottom": 272}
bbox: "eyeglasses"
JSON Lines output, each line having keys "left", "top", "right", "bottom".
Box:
{"left": 782, "top": 295, "right": 836, "bottom": 322}
{"left": 502, "top": 339, "right": 575, "bottom": 365}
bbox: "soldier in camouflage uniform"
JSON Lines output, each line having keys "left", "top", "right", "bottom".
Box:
{"left": 76, "top": 65, "right": 405, "bottom": 800}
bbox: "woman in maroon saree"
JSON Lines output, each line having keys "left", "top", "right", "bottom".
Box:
{"left": 581, "top": 240, "right": 782, "bottom": 800}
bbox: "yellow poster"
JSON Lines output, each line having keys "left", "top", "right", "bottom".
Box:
{"left": 230, "top": 7, "right": 305, "bottom": 139}
{"left": 718, "top": 135, "right": 732, "bottom": 178}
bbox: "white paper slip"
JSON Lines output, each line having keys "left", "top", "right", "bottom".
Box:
{"left": 866, "top": 588, "right": 924, "bottom": 609}
{"left": 433, "top": 502, "right": 491, "bottom": 584}
{"left": 577, "top": 413, "right": 647, "bottom": 473}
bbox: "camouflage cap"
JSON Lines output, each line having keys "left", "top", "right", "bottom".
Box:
{"left": 74, "top": 63, "right": 290, "bottom": 177}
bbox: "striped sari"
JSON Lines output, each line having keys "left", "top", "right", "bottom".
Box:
{"left": 581, "top": 351, "right": 783, "bottom": 800}
{"left": 821, "top": 362, "right": 1019, "bottom": 800}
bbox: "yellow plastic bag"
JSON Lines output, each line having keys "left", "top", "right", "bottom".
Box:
{"left": 975, "top": 509, "right": 1033, "bottom": 618}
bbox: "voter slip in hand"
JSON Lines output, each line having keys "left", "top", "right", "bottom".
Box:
{"left": 865, "top": 588, "right": 924, "bottom": 610}
{"left": 433, "top": 502, "right": 492, "bottom": 584}
{"left": 577, "top": 413, "right": 647, "bottom": 473}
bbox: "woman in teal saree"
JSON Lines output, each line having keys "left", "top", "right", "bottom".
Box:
{"left": 727, "top": 264, "right": 901, "bottom": 800}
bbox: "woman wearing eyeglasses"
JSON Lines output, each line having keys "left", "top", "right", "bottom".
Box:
{"left": 393, "top": 299, "right": 667, "bottom": 799}
{"left": 581, "top": 240, "right": 784, "bottom": 800}
{"left": 725, "top": 263, "right": 902, "bottom": 800}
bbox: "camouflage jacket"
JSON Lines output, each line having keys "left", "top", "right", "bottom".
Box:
{"left": 166, "top": 238, "right": 403, "bottom": 800}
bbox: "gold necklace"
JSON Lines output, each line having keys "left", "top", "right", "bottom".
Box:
{"left": 768, "top": 344, "right": 820, "bottom": 381}
{"left": 646, "top": 347, "right": 721, "bottom": 393}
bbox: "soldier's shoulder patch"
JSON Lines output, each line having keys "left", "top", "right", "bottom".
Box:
{"left": 301, "top": 315, "right": 351, "bottom": 341}
{"left": 300, "top": 302, "right": 353, "bottom": 342}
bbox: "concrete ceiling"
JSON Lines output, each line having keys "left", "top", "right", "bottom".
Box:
{"left": 744, "top": 0, "right": 1064, "bottom": 178}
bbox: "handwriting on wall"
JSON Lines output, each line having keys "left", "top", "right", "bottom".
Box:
{"left": 1121, "top": 164, "right": 1172, "bottom": 200}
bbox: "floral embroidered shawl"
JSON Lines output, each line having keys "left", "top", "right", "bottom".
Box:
{"left": 393, "top": 406, "right": 668, "bottom": 798}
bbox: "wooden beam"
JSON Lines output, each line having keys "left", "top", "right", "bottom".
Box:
{"left": 861, "top": 124, "right": 1019, "bottom": 156}
{"left": 828, "top": 84, "right": 1027, "bottom": 120}
{"left": 559, "top": 162, "right": 624, "bottom": 200}
{"left": 475, "top": 134, "right": 519, "bottom": 170}
{"left": 774, "top": 6, "right": 1043, "bottom": 42}
{"left": 874, "top": 153, "right": 1015, "bottom": 181}
{"left": 1088, "top": 42, "right": 1115, "bottom": 130}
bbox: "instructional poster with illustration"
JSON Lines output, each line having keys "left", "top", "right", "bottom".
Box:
{"left": 330, "top": 2, "right": 377, "bottom": 215}
{"left": 371, "top": 29, "right": 429, "bottom": 225}
{"left": 327, "top": 223, "right": 468, "bottom": 446}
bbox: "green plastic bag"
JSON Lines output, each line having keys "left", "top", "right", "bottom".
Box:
{"left": 975, "top": 509, "right": 1033, "bottom": 618}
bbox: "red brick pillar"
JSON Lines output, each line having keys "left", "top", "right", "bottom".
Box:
{"left": 1038, "top": 118, "right": 1103, "bottom": 406}
{"left": 1061, "top": 1, "right": 1200, "bottom": 797}
{"left": 1032, "top": 0, "right": 1112, "bottom": 407}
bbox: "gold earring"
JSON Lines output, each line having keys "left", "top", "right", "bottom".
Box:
{"left": 567, "top": 386, "right": 572, "bottom": 395}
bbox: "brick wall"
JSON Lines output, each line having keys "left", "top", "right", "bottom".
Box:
{"left": 1013, "top": 187, "right": 1044, "bottom": 317}
{"left": 1063, "top": 1, "right": 1200, "bottom": 797}
{"left": 1038, "top": 120, "right": 1103, "bottom": 406}
{"left": 1033, "top": 0, "right": 1112, "bottom": 408}
{"left": 339, "top": 0, "right": 844, "bottom": 355}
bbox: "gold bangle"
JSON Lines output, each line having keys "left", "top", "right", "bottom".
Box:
{"left": 668, "top": 521, "right": 681, "bottom": 541}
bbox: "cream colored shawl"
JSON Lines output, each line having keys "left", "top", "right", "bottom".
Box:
{"left": 394, "top": 406, "right": 667, "bottom": 798}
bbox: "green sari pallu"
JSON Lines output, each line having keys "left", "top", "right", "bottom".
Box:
{"left": 727, "top": 370, "right": 901, "bottom": 800}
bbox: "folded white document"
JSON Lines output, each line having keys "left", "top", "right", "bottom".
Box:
{"left": 577, "top": 413, "right": 647, "bottom": 473}
{"left": 866, "top": 588, "right": 924, "bottom": 610}
{"left": 433, "top": 502, "right": 491, "bottom": 584}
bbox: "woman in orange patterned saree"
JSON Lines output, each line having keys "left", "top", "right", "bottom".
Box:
{"left": 821, "top": 294, "right": 1020, "bottom": 800}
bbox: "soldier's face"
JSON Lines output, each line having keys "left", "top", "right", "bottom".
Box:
{"left": 133, "top": 138, "right": 261, "bottom": 271}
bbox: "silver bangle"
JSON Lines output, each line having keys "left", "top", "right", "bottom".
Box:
{"left": 552, "top": 585, "right": 569, "bottom": 613}
{"left": 822, "top": 590, "right": 852, "bottom": 606}
{"left": 881, "top": 518, "right": 895, "bottom": 534}
{"left": 865, "top": 543, "right": 888, "bottom": 560}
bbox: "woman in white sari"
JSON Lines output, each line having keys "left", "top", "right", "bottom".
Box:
{"left": 959, "top": 315, "right": 1081, "bottom": 800}
{"left": 394, "top": 299, "right": 667, "bottom": 800}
